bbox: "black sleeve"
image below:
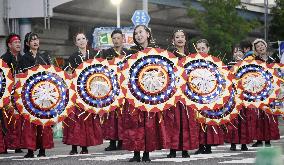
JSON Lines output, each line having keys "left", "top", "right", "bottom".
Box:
{"left": 0, "top": 53, "right": 12, "bottom": 68}
{"left": 37, "top": 52, "right": 52, "bottom": 65}
{"left": 269, "top": 54, "right": 280, "bottom": 63}
{"left": 43, "top": 52, "right": 52, "bottom": 65}
{"left": 129, "top": 46, "right": 140, "bottom": 54}
{"left": 18, "top": 54, "right": 31, "bottom": 72}
{"left": 89, "top": 49, "right": 101, "bottom": 59}
{"left": 100, "top": 49, "right": 109, "bottom": 59}
{"left": 67, "top": 53, "right": 82, "bottom": 70}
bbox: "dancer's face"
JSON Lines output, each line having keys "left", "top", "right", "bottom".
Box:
{"left": 75, "top": 33, "right": 88, "bottom": 49}
{"left": 196, "top": 42, "right": 209, "bottom": 54}
{"left": 173, "top": 31, "right": 186, "bottom": 48}
{"left": 134, "top": 26, "right": 150, "bottom": 45}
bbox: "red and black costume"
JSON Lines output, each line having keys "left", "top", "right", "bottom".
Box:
{"left": 163, "top": 48, "right": 199, "bottom": 158}
{"left": 18, "top": 50, "right": 54, "bottom": 157}
{"left": 249, "top": 55, "right": 280, "bottom": 147}
{"left": 224, "top": 59, "right": 253, "bottom": 151}
{"left": 62, "top": 49, "right": 103, "bottom": 154}
{"left": 100, "top": 47, "right": 130, "bottom": 151}
{"left": 195, "top": 53, "right": 225, "bottom": 154}
{"left": 1, "top": 49, "right": 23, "bottom": 153}
{"left": 121, "top": 45, "right": 166, "bottom": 162}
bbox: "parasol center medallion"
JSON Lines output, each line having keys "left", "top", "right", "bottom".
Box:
{"left": 241, "top": 72, "right": 267, "bottom": 94}
{"left": 188, "top": 68, "right": 217, "bottom": 95}
{"left": 86, "top": 73, "right": 112, "bottom": 99}
{"left": 138, "top": 65, "right": 169, "bottom": 95}
{"left": 31, "top": 81, "right": 60, "bottom": 110}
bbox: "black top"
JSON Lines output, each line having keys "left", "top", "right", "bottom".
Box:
{"left": 255, "top": 54, "right": 280, "bottom": 64}
{"left": 129, "top": 43, "right": 158, "bottom": 54}
{"left": 1, "top": 51, "right": 21, "bottom": 75}
{"left": 67, "top": 49, "right": 100, "bottom": 71}
{"left": 101, "top": 47, "right": 130, "bottom": 60}
{"left": 18, "top": 51, "right": 52, "bottom": 73}
{"left": 167, "top": 47, "right": 189, "bottom": 58}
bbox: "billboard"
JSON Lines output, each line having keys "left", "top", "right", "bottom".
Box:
{"left": 92, "top": 27, "right": 135, "bottom": 50}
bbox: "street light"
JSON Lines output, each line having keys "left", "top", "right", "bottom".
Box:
{"left": 111, "top": 0, "right": 122, "bottom": 28}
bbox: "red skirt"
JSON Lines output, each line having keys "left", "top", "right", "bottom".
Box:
{"left": 224, "top": 108, "right": 253, "bottom": 144}
{"left": 101, "top": 109, "right": 122, "bottom": 140}
{"left": 121, "top": 102, "right": 166, "bottom": 152}
{"left": 163, "top": 102, "right": 199, "bottom": 150}
{"left": 63, "top": 108, "right": 103, "bottom": 147}
{"left": 4, "top": 114, "right": 24, "bottom": 149}
{"left": 0, "top": 123, "right": 6, "bottom": 153}
{"left": 251, "top": 109, "right": 280, "bottom": 141}
{"left": 20, "top": 120, "right": 54, "bottom": 150}
{"left": 198, "top": 124, "right": 224, "bottom": 145}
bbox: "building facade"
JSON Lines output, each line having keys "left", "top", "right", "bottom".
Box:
{"left": 0, "top": 0, "right": 274, "bottom": 59}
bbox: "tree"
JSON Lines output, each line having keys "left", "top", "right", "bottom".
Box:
{"left": 269, "top": 0, "right": 284, "bottom": 41}
{"left": 187, "top": 0, "right": 259, "bottom": 63}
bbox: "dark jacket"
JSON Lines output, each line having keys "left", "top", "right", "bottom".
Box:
{"left": 1, "top": 51, "right": 21, "bottom": 75}
{"left": 67, "top": 49, "right": 100, "bottom": 71}
{"left": 167, "top": 47, "right": 189, "bottom": 58}
{"left": 18, "top": 51, "right": 52, "bottom": 72}
{"left": 101, "top": 47, "right": 130, "bottom": 60}
{"left": 129, "top": 43, "right": 158, "bottom": 54}
{"left": 255, "top": 54, "right": 280, "bottom": 64}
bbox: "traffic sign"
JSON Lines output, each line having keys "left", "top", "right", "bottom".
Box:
{"left": 131, "top": 10, "right": 151, "bottom": 26}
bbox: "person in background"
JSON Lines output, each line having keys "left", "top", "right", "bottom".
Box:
{"left": 194, "top": 39, "right": 224, "bottom": 154}
{"left": 248, "top": 38, "right": 280, "bottom": 147}
{"left": 240, "top": 39, "right": 254, "bottom": 60}
{"left": 101, "top": 29, "right": 130, "bottom": 151}
{"left": 225, "top": 41, "right": 252, "bottom": 151}
{"left": 196, "top": 39, "right": 210, "bottom": 54}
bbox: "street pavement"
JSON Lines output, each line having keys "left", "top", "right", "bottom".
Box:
{"left": 0, "top": 120, "right": 283, "bottom": 165}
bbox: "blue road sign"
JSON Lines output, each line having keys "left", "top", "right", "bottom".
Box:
{"left": 131, "top": 10, "right": 150, "bottom": 26}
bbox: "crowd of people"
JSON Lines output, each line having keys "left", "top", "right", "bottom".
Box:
{"left": 0, "top": 25, "right": 282, "bottom": 162}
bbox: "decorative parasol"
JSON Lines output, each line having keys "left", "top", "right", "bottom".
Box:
{"left": 194, "top": 90, "right": 239, "bottom": 125}
{"left": 73, "top": 58, "right": 124, "bottom": 115}
{"left": 0, "top": 59, "right": 14, "bottom": 108}
{"left": 120, "top": 48, "right": 180, "bottom": 112}
{"left": 13, "top": 65, "right": 75, "bottom": 126}
{"left": 179, "top": 52, "right": 234, "bottom": 111}
{"left": 232, "top": 60, "right": 281, "bottom": 110}
{"left": 264, "top": 63, "right": 284, "bottom": 115}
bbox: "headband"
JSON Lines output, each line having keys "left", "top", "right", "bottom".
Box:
{"left": 9, "top": 36, "right": 20, "bottom": 43}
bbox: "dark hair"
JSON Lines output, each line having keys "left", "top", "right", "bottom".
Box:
{"left": 240, "top": 39, "right": 252, "bottom": 50}
{"left": 24, "top": 32, "right": 39, "bottom": 53}
{"left": 171, "top": 29, "right": 189, "bottom": 54}
{"left": 73, "top": 32, "right": 87, "bottom": 44}
{"left": 111, "top": 29, "right": 123, "bottom": 38}
{"left": 5, "top": 33, "right": 21, "bottom": 51}
{"left": 133, "top": 25, "right": 153, "bottom": 47}
{"left": 196, "top": 39, "right": 210, "bottom": 47}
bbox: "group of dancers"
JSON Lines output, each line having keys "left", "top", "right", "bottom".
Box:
{"left": 0, "top": 25, "right": 281, "bottom": 162}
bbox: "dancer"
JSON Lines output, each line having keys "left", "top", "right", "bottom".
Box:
{"left": 18, "top": 32, "right": 54, "bottom": 158}
{"left": 1, "top": 33, "right": 24, "bottom": 154}
{"left": 194, "top": 39, "right": 224, "bottom": 154}
{"left": 63, "top": 32, "right": 103, "bottom": 155}
{"left": 164, "top": 30, "right": 199, "bottom": 158}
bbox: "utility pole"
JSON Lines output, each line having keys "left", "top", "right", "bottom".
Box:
{"left": 264, "top": 0, "right": 268, "bottom": 41}
{"left": 143, "top": 0, "right": 148, "bottom": 13}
